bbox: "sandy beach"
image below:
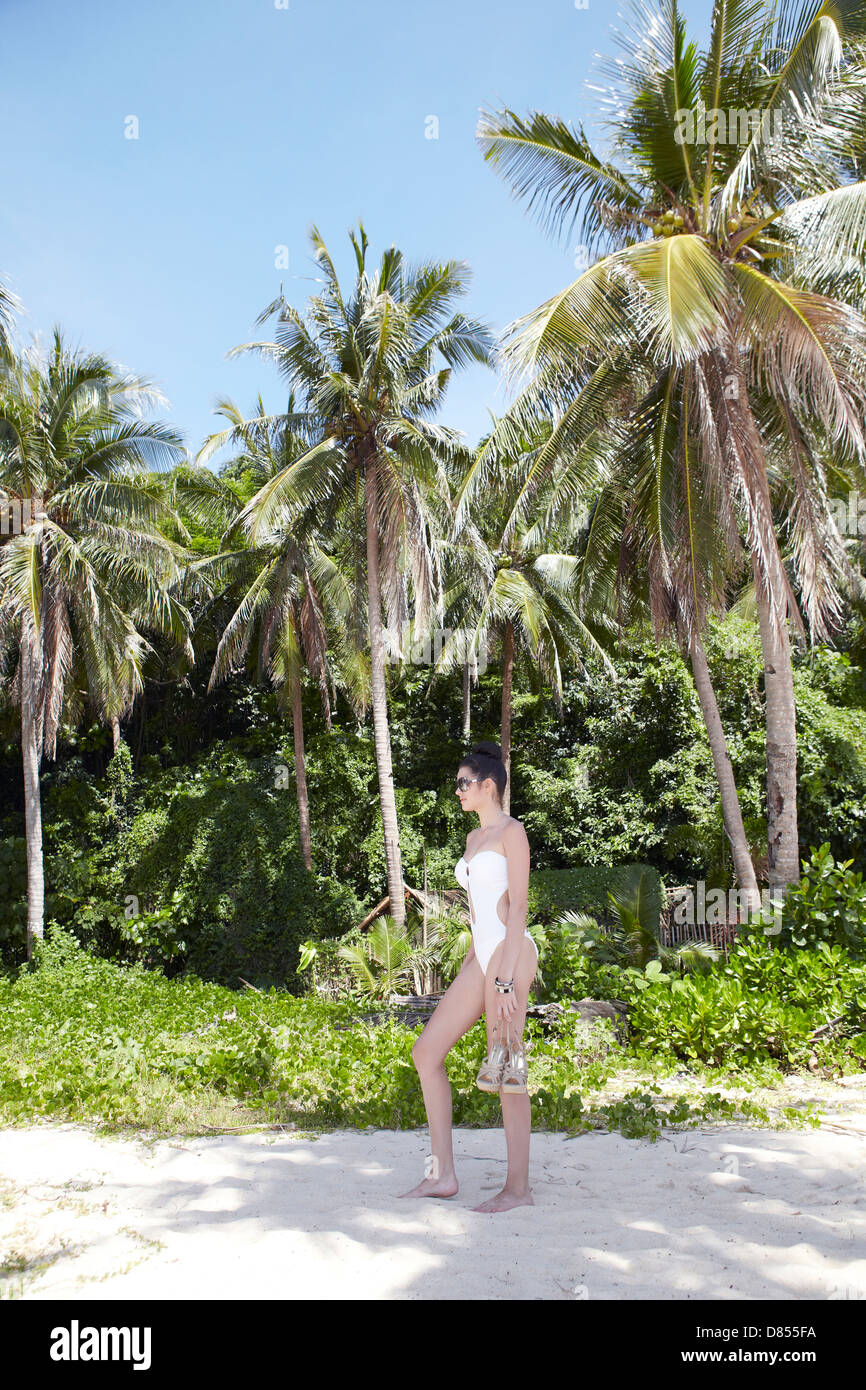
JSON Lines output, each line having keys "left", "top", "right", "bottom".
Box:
{"left": 2, "top": 1073, "right": 865, "bottom": 1301}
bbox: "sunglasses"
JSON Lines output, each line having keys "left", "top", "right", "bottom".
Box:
{"left": 455, "top": 776, "right": 481, "bottom": 792}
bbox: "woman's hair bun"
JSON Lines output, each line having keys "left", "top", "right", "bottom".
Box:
{"left": 460, "top": 740, "right": 508, "bottom": 805}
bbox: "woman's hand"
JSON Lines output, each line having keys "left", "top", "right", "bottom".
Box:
{"left": 495, "top": 983, "right": 519, "bottom": 1024}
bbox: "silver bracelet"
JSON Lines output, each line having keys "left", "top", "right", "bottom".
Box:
{"left": 495, "top": 977, "right": 514, "bottom": 994}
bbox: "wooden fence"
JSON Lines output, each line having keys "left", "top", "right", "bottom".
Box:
{"left": 656, "top": 884, "right": 743, "bottom": 957}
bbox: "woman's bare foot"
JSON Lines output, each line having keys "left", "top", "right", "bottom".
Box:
{"left": 398, "top": 1173, "right": 458, "bottom": 1199}
{"left": 471, "top": 1186, "right": 534, "bottom": 1213}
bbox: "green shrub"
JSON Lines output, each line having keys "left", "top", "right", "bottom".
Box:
{"left": 626, "top": 931, "right": 866, "bottom": 1068}
{"left": 779, "top": 843, "right": 866, "bottom": 957}
{"left": 528, "top": 863, "right": 665, "bottom": 926}
{"left": 33, "top": 744, "right": 362, "bottom": 989}
{"left": 528, "top": 915, "right": 595, "bottom": 1002}
{"left": 0, "top": 838, "right": 28, "bottom": 955}
{"left": 790, "top": 655, "right": 866, "bottom": 868}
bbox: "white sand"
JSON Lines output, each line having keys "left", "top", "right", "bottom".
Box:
{"left": 2, "top": 1079, "right": 866, "bottom": 1300}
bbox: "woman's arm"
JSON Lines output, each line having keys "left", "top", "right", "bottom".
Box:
{"left": 498, "top": 824, "right": 530, "bottom": 984}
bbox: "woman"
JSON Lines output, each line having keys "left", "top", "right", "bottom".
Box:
{"left": 398, "top": 740, "right": 539, "bottom": 1213}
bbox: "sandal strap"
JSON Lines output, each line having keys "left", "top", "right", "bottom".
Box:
{"left": 501, "top": 1038, "right": 528, "bottom": 1087}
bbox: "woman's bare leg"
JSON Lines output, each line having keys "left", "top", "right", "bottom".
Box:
{"left": 398, "top": 955, "right": 485, "bottom": 1198}
{"left": 472, "top": 936, "right": 538, "bottom": 1214}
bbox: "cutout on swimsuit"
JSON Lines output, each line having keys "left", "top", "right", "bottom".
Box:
{"left": 496, "top": 888, "right": 508, "bottom": 927}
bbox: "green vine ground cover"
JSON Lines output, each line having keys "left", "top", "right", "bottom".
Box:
{"left": 2, "top": 925, "right": 862, "bottom": 1144}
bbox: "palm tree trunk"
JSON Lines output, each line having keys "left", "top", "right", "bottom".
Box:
{"left": 290, "top": 676, "right": 312, "bottom": 872}
{"left": 111, "top": 714, "right": 121, "bottom": 754}
{"left": 721, "top": 344, "right": 801, "bottom": 895}
{"left": 500, "top": 619, "right": 515, "bottom": 815}
{"left": 751, "top": 550, "right": 800, "bottom": 892}
{"left": 365, "top": 452, "right": 406, "bottom": 927}
{"left": 461, "top": 661, "right": 471, "bottom": 741}
{"left": 21, "top": 630, "right": 44, "bottom": 959}
{"left": 688, "top": 627, "right": 760, "bottom": 906}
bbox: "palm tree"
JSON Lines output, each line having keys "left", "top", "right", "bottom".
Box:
{"left": 0, "top": 275, "right": 22, "bottom": 362}
{"left": 194, "top": 393, "right": 357, "bottom": 871}
{"left": 224, "top": 222, "right": 495, "bottom": 926}
{"left": 0, "top": 328, "right": 191, "bottom": 957}
{"left": 429, "top": 449, "right": 493, "bottom": 743}
{"left": 563, "top": 864, "right": 720, "bottom": 973}
{"left": 470, "top": 0, "right": 866, "bottom": 893}
{"left": 436, "top": 419, "right": 618, "bottom": 813}
{"left": 337, "top": 912, "right": 444, "bottom": 1001}
{"left": 529, "top": 356, "right": 766, "bottom": 904}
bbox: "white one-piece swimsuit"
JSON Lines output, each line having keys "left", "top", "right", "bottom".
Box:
{"left": 454, "top": 850, "right": 539, "bottom": 977}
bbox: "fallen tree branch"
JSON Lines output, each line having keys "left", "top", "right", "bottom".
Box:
{"left": 808, "top": 1014, "right": 847, "bottom": 1040}
{"left": 356, "top": 896, "right": 390, "bottom": 933}
{"left": 354, "top": 883, "right": 464, "bottom": 934}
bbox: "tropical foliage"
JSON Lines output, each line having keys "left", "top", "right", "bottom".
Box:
{"left": 0, "top": 0, "right": 865, "bottom": 1151}
{"left": 470, "top": 0, "right": 866, "bottom": 892}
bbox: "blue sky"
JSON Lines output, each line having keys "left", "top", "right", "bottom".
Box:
{"left": 1, "top": 0, "right": 711, "bottom": 469}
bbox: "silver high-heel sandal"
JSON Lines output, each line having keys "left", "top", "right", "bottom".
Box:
{"left": 476, "top": 1017, "right": 509, "bottom": 1092}
{"left": 500, "top": 1023, "right": 529, "bottom": 1094}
